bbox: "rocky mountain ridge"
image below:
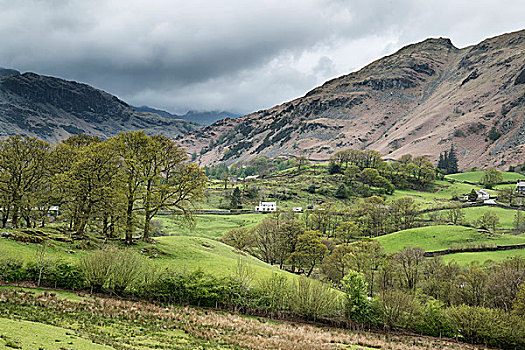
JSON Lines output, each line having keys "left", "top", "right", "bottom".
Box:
{"left": 0, "top": 70, "right": 199, "bottom": 142}
{"left": 179, "top": 30, "right": 525, "bottom": 170}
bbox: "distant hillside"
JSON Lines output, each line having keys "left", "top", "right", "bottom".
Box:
{"left": 180, "top": 29, "right": 525, "bottom": 170}
{"left": 0, "top": 70, "right": 199, "bottom": 142}
{"left": 133, "top": 105, "right": 239, "bottom": 126}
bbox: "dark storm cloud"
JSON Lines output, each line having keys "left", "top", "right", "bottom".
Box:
{"left": 0, "top": 0, "right": 523, "bottom": 114}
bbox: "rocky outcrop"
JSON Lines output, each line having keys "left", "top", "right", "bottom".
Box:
{"left": 180, "top": 29, "right": 525, "bottom": 170}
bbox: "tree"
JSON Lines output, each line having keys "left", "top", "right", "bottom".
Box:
{"left": 481, "top": 168, "right": 503, "bottom": 189}
{"left": 390, "top": 197, "right": 418, "bottom": 230}
{"left": 395, "top": 247, "right": 426, "bottom": 290}
{"left": 498, "top": 187, "right": 517, "bottom": 206}
{"left": 59, "top": 141, "right": 121, "bottom": 236}
{"left": 514, "top": 209, "right": 525, "bottom": 233}
{"left": 476, "top": 211, "right": 500, "bottom": 233}
{"left": 322, "top": 244, "right": 355, "bottom": 281}
{"left": 296, "top": 156, "right": 309, "bottom": 173}
{"left": 252, "top": 218, "right": 280, "bottom": 264}
{"left": 0, "top": 136, "right": 51, "bottom": 228}
{"left": 110, "top": 131, "right": 151, "bottom": 244}
{"left": 288, "top": 231, "right": 327, "bottom": 277}
{"left": 230, "top": 187, "right": 242, "bottom": 209}
{"left": 335, "top": 183, "right": 348, "bottom": 199}
{"left": 342, "top": 270, "right": 374, "bottom": 323}
{"left": 275, "top": 220, "right": 304, "bottom": 270}
{"left": 335, "top": 221, "right": 361, "bottom": 243}
{"left": 444, "top": 203, "right": 465, "bottom": 225}
{"left": 221, "top": 227, "right": 254, "bottom": 251}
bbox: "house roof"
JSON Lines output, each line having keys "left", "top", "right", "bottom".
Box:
{"left": 517, "top": 181, "right": 525, "bottom": 187}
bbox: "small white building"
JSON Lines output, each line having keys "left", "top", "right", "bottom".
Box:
{"left": 255, "top": 201, "right": 277, "bottom": 212}
{"left": 477, "top": 189, "right": 490, "bottom": 201}
{"left": 292, "top": 207, "right": 303, "bottom": 212}
{"left": 517, "top": 181, "right": 525, "bottom": 195}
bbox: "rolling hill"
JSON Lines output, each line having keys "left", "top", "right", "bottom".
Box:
{"left": 0, "top": 69, "right": 200, "bottom": 142}
{"left": 180, "top": 29, "right": 525, "bottom": 170}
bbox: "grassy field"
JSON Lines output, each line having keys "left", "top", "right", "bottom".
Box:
{"left": 157, "top": 213, "right": 265, "bottom": 239}
{"left": 0, "top": 225, "right": 294, "bottom": 281}
{"left": 376, "top": 225, "right": 525, "bottom": 254}
{"left": 442, "top": 249, "right": 525, "bottom": 265}
{"left": 446, "top": 171, "right": 525, "bottom": 184}
{"left": 0, "top": 287, "right": 486, "bottom": 350}
{"left": 150, "top": 235, "right": 296, "bottom": 279}
{"left": 0, "top": 317, "right": 113, "bottom": 350}
{"left": 387, "top": 180, "right": 495, "bottom": 209}
{"left": 460, "top": 206, "right": 519, "bottom": 230}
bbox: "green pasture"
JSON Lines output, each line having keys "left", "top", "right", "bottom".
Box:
{"left": 157, "top": 213, "right": 265, "bottom": 239}
{"left": 376, "top": 225, "right": 525, "bottom": 254}
{"left": 442, "top": 249, "right": 525, "bottom": 265}
{"left": 445, "top": 171, "right": 524, "bottom": 184}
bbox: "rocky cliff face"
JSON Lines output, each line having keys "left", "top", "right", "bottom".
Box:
{"left": 0, "top": 71, "right": 199, "bottom": 142}
{"left": 180, "top": 30, "right": 525, "bottom": 170}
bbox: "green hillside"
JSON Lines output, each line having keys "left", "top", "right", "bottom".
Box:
{"left": 446, "top": 171, "right": 525, "bottom": 183}
{"left": 376, "top": 225, "right": 525, "bottom": 254}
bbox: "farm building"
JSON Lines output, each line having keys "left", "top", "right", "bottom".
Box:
{"left": 517, "top": 181, "right": 525, "bottom": 195}
{"left": 477, "top": 189, "right": 490, "bottom": 201}
{"left": 255, "top": 202, "right": 277, "bottom": 212}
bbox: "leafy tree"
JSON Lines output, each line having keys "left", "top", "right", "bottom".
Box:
{"left": 109, "top": 131, "right": 151, "bottom": 244}
{"left": 322, "top": 244, "right": 354, "bottom": 281}
{"left": 0, "top": 136, "right": 51, "bottom": 228}
{"left": 341, "top": 270, "right": 374, "bottom": 323}
{"left": 230, "top": 187, "right": 242, "bottom": 209}
{"left": 444, "top": 204, "right": 465, "bottom": 225}
{"left": 288, "top": 231, "right": 327, "bottom": 277}
{"left": 335, "top": 221, "right": 361, "bottom": 243}
{"left": 481, "top": 168, "right": 503, "bottom": 189}
{"left": 476, "top": 211, "right": 500, "bottom": 232}
{"left": 335, "top": 183, "right": 348, "bottom": 199}
{"left": 221, "top": 227, "right": 254, "bottom": 251}
{"left": 59, "top": 141, "right": 121, "bottom": 236}
{"left": 390, "top": 197, "right": 418, "bottom": 230}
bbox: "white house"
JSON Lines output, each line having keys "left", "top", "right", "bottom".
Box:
{"left": 477, "top": 189, "right": 490, "bottom": 201}
{"left": 255, "top": 202, "right": 277, "bottom": 212}
{"left": 517, "top": 181, "right": 525, "bottom": 195}
{"left": 292, "top": 207, "right": 303, "bottom": 212}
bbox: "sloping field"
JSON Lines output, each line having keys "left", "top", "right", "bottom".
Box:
{"left": 376, "top": 225, "right": 525, "bottom": 253}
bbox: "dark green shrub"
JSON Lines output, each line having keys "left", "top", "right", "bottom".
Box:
{"left": 0, "top": 258, "right": 25, "bottom": 283}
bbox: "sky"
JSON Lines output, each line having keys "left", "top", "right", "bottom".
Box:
{"left": 0, "top": 0, "right": 523, "bottom": 115}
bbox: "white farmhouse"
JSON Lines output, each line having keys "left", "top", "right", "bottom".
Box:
{"left": 255, "top": 201, "right": 277, "bottom": 212}
{"left": 292, "top": 207, "right": 303, "bottom": 212}
{"left": 477, "top": 189, "right": 490, "bottom": 201}
{"left": 517, "top": 181, "right": 525, "bottom": 195}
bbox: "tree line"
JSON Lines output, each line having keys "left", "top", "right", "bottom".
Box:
{"left": 0, "top": 133, "right": 207, "bottom": 243}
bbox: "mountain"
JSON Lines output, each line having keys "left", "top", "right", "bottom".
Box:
{"left": 0, "top": 70, "right": 199, "bottom": 142}
{"left": 133, "top": 105, "right": 240, "bottom": 125}
{"left": 179, "top": 30, "right": 525, "bottom": 170}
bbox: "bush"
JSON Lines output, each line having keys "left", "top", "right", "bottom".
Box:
{"left": 289, "top": 276, "right": 342, "bottom": 320}
{"left": 378, "top": 289, "right": 421, "bottom": 329}
{"left": 446, "top": 305, "right": 525, "bottom": 349}
{"left": 0, "top": 258, "right": 25, "bottom": 283}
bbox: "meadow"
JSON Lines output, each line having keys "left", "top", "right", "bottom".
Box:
{"left": 445, "top": 171, "right": 525, "bottom": 184}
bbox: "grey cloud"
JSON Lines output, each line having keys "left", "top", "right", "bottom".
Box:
{"left": 0, "top": 0, "right": 523, "bottom": 114}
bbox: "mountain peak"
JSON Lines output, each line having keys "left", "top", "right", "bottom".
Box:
{"left": 180, "top": 30, "right": 525, "bottom": 170}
